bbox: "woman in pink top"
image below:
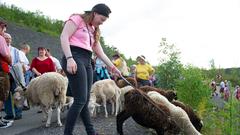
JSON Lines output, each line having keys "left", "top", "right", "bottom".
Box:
{"left": 60, "top": 3, "right": 121, "bottom": 135}
{"left": 0, "top": 21, "right": 12, "bottom": 128}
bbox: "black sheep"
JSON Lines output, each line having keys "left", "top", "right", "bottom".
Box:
{"left": 116, "top": 89, "right": 179, "bottom": 135}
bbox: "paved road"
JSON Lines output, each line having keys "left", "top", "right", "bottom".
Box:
{"left": 0, "top": 107, "right": 68, "bottom": 135}
{"left": 1, "top": 106, "right": 153, "bottom": 135}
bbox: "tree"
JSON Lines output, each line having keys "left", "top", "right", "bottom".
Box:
{"left": 156, "top": 38, "right": 183, "bottom": 89}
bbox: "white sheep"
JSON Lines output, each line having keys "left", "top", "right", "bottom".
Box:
{"left": 119, "top": 85, "right": 134, "bottom": 111}
{"left": 14, "top": 72, "right": 68, "bottom": 127}
{"left": 88, "top": 79, "right": 121, "bottom": 118}
{"left": 147, "top": 91, "right": 201, "bottom": 135}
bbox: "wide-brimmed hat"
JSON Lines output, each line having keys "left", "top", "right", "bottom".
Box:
{"left": 112, "top": 52, "right": 121, "bottom": 58}
{"left": 137, "top": 55, "right": 145, "bottom": 61}
{"left": 85, "top": 3, "right": 111, "bottom": 17}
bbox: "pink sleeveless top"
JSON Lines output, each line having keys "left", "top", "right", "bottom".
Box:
{"left": 68, "top": 14, "right": 95, "bottom": 52}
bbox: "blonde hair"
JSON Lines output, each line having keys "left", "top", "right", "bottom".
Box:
{"left": 20, "top": 42, "right": 30, "bottom": 50}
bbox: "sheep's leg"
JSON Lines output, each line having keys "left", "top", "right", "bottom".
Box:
{"left": 115, "top": 96, "right": 120, "bottom": 116}
{"left": 109, "top": 99, "right": 115, "bottom": 115}
{"left": 102, "top": 96, "right": 108, "bottom": 117}
{"left": 116, "top": 110, "right": 131, "bottom": 135}
{"left": 41, "top": 106, "right": 47, "bottom": 122}
{"left": 56, "top": 106, "right": 62, "bottom": 126}
{"left": 46, "top": 108, "right": 53, "bottom": 127}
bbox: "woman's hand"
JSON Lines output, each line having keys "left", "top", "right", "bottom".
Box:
{"left": 67, "top": 58, "right": 77, "bottom": 74}
{"left": 111, "top": 66, "right": 121, "bottom": 77}
{"left": 36, "top": 72, "right": 41, "bottom": 76}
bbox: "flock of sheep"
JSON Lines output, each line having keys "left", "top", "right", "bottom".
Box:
{"left": 13, "top": 72, "right": 203, "bottom": 135}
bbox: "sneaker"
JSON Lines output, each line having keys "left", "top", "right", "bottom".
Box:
{"left": 1, "top": 118, "right": 14, "bottom": 124}
{"left": 37, "top": 110, "right": 42, "bottom": 113}
{"left": 14, "top": 115, "right": 22, "bottom": 120}
{"left": 0, "top": 120, "right": 12, "bottom": 128}
{"left": 3, "top": 115, "right": 14, "bottom": 120}
{"left": 22, "top": 106, "right": 30, "bottom": 111}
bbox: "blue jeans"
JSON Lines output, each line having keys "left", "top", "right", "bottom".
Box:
{"left": 24, "top": 70, "right": 33, "bottom": 86}
{"left": 4, "top": 74, "right": 22, "bottom": 118}
{"left": 137, "top": 78, "right": 150, "bottom": 87}
{"left": 62, "top": 46, "right": 95, "bottom": 135}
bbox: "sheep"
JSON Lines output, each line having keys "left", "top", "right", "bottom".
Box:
{"left": 61, "top": 96, "right": 74, "bottom": 112}
{"left": 139, "top": 86, "right": 177, "bottom": 102}
{"left": 14, "top": 72, "right": 68, "bottom": 127}
{"left": 147, "top": 91, "right": 201, "bottom": 135}
{"left": 115, "top": 76, "right": 138, "bottom": 88}
{"left": 88, "top": 79, "right": 121, "bottom": 117}
{"left": 117, "top": 89, "right": 179, "bottom": 135}
{"left": 119, "top": 85, "right": 134, "bottom": 111}
{"left": 172, "top": 100, "right": 203, "bottom": 132}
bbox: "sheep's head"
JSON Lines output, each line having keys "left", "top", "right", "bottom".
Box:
{"left": 88, "top": 93, "right": 101, "bottom": 117}
{"left": 116, "top": 77, "right": 137, "bottom": 88}
{"left": 165, "top": 90, "right": 177, "bottom": 101}
{"left": 192, "top": 112, "right": 204, "bottom": 132}
{"left": 13, "top": 86, "right": 27, "bottom": 108}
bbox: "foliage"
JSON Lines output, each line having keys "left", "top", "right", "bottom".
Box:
{"left": 175, "top": 65, "right": 210, "bottom": 108}
{"left": 156, "top": 38, "right": 183, "bottom": 89}
{"left": 201, "top": 92, "right": 240, "bottom": 135}
{"left": 0, "top": 3, "right": 135, "bottom": 64}
{"left": 0, "top": 3, "right": 63, "bottom": 37}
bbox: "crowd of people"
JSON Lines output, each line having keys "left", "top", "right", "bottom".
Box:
{"left": 210, "top": 79, "right": 240, "bottom": 102}
{"left": 0, "top": 4, "right": 158, "bottom": 135}
{"left": 92, "top": 52, "right": 157, "bottom": 87}
{"left": 0, "top": 21, "right": 157, "bottom": 130}
{"left": 0, "top": 20, "right": 66, "bottom": 128}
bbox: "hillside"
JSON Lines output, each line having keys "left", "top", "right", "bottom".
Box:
{"left": 0, "top": 17, "right": 63, "bottom": 61}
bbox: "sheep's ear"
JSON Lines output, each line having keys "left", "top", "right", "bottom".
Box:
{"left": 94, "top": 103, "right": 101, "bottom": 107}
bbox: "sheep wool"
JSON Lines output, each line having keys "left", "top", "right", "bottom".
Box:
{"left": 147, "top": 91, "right": 201, "bottom": 135}
{"left": 14, "top": 72, "right": 68, "bottom": 127}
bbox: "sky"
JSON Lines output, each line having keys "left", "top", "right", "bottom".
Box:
{"left": 1, "top": 0, "right": 240, "bottom": 69}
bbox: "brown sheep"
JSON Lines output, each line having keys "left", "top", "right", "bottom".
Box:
{"left": 139, "top": 86, "right": 177, "bottom": 102}
{"left": 172, "top": 100, "right": 203, "bottom": 132}
{"left": 116, "top": 89, "right": 179, "bottom": 135}
{"left": 115, "top": 77, "right": 138, "bottom": 88}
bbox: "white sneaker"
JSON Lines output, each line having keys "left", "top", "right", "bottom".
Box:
{"left": 1, "top": 118, "right": 14, "bottom": 124}
{"left": 0, "top": 120, "right": 12, "bottom": 128}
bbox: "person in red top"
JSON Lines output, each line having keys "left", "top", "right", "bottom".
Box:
{"left": 30, "top": 47, "right": 55, "bottom": 77}
{"left": 0, "top": 21, "right": 12, "bottom": 128}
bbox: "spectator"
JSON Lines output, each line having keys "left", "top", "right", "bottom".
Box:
{"left": 46, "top": 48, "right": 62, "bottom": 73}
{"left": 3, "top": 33, "right": 23, "bottom": 121}
{"left": 94, "top": 56, "right": 110, "bottom": 81}
{"left": 18, "top": 42, "right": 31, "bottom": 85}
{"left": 210, "top": 80, "right": 217, "bottom": 97}
{"left": 233, "top": 85, "right": 240, "bottom": 100}
{"left": 30, "top": 47, "right": 55, "bottom": 77}
{"left": 135, "top": 55, "right": 155, "bottom": 87}
{"left": 112, "top": 52, "right": 129, "bottom": 78}
{"left": 0, "top": 21, "right": 12, "bottom": 128}
{"left": 223, "top": 84, "right": 230, "bottom": 102}
{"left": 129, "top": 64, "right": 136, "bottom": 78}
{"left": 18, "top": 42, "right": 31, "bottom": 110}
{"left": 219, "top": 80, "right": 225, "bottom": 93}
